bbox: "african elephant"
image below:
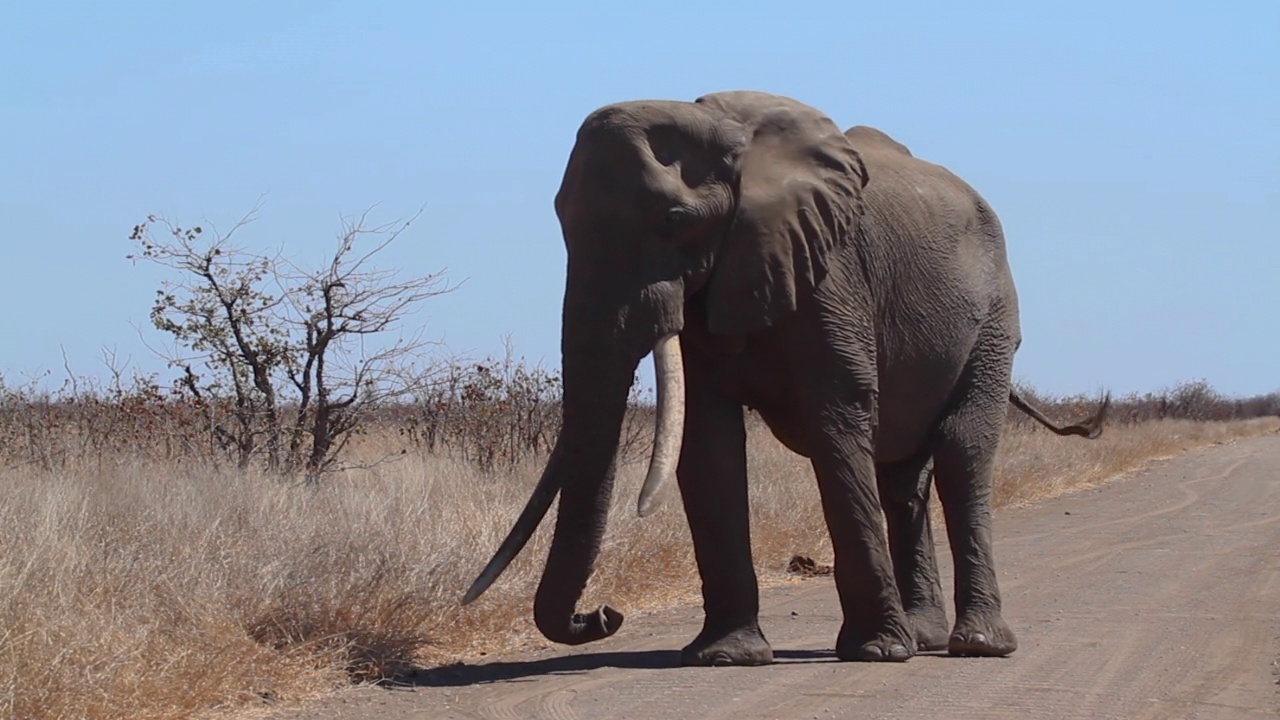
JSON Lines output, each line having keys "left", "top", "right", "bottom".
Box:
{"left": 462, "top": 90, "right": 1108, "bottom": 666}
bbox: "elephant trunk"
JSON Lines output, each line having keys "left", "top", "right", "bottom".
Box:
{"left": 463, "top": 333, "right": 691, "bottom": 620}
{"left": 460, "top": 272, "right": 688, "bottom": 646}
{"left": 532, "top": 332, "right": 687, "bottom": 644}
{"left": 530, "top": 330, "right": 636, "bottom": 645}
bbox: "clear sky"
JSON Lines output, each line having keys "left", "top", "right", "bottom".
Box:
{"left": 2, "top": 1, "right": 1277, "bottom": 398}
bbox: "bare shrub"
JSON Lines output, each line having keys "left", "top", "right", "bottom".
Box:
{"left": 1007, "top": 380, "right": 1280, "bottom": 431}
{"left": 398, "top": 344, "right": 655, "bottom": 473}
{"left": 0, "top": 350, "right": 656, "bottom": 481}
{"left": 0, "top": 361, "right": 212, "bottom": 474}
{"left": 127, "top": 204, "right": 455, "bottom": 481}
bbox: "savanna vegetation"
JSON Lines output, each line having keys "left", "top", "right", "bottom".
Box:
{"left": 1, "top": 210, "right": 1276, "bottom": 719}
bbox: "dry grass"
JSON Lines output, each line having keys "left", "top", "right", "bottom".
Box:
{"left": 991, "top": 416, "right": 1279, "bottom": 507}
{"left": 1, "top": 416, "right": 1276, "bottom": 720}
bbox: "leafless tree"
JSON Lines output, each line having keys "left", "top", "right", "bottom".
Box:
{"left": 128, "top": 201, "right": 456, "bottom": 481}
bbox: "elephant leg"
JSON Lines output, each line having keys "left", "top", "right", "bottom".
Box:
{"left": 930, "top": 345, "right": 1018, "bottom": 657}
{"left": 877, "top": 455, "right": 949, "bottom": 652}
{"left": 809, "top": 392, "right": 913, "bottom": 662}
{"left": 675, "top": 374, "right": 772, "bottom": 667}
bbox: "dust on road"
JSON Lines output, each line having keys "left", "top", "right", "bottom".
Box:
{"left": 266, "top": 436, "right": 1280, "bottom": 719}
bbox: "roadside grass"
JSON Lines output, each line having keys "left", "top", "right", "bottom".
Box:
{"left": 1, "top": 413, "right": 1276, "bottom": 719}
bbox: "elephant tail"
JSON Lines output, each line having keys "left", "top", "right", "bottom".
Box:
{"left": 1009, "top": 388, "right": 1111, "bottom": 439}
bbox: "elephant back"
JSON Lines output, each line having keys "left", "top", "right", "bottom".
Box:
{"left": 844, "top": 126, "right": 913, "bottom": 157}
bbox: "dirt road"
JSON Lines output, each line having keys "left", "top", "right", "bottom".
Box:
{"left": 269, "top": 435, "right": 1280, "bottom": 719}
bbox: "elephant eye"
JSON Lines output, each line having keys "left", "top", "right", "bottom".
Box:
{"left": 658, "top": 206, "right": 694, "bottom": 239}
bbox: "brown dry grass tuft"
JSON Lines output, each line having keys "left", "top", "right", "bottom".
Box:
{"left": 1, "top": 415, "right": 1276, "bottom": 719}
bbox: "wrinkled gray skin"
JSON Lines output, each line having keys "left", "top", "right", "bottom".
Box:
{"left": 463, "top": 91, "right": 1109, "bottom": 666}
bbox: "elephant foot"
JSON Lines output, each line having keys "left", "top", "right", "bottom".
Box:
{"left": 680, "top": 624, "right": 773, "bottom": 667}
{"left": 907, "top": 606, "right": 951, "bottom": 652}
{"left": 948, "top": 610, "right": 1018, "bottom": 657}
{"left": 835, "top": 624, "right": 914, "bottom": 663}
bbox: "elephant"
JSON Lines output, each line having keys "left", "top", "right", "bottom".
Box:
{"left": 461, "top": 90, "right": 1109, "bottom": 666}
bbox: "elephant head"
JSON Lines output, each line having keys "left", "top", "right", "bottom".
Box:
{"left": 461, "top": 91, "right": 869, "bottom": 645}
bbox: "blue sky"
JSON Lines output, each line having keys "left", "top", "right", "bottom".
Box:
{"left": 2, "top": 1, "right": 1277, "bottom": 398}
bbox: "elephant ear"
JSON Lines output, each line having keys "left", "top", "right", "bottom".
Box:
{"left": 694, "top": 91, "right": 869, "bottom": 337}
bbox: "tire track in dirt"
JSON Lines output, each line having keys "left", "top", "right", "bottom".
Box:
{"left": 266, "top": 436, "right": 1280, "bottom": 720}
{"left": 1006, "top": 456, "right": 1247, "bottom": 547}
{"left": 1138, "top": 540, "right": 1280, "bottom": 719}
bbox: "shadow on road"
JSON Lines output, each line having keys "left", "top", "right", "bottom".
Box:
{"left": 395, "top": 648, "right": 840, "bottom": 688}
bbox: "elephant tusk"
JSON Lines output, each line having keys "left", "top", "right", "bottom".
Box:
{"left": 461, "top": 442, "right": 564, "bottom": 605}
{"left": 636, "top": 333, "right": 686, "bottom": 517}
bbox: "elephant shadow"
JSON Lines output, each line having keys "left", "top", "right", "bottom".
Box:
{"left": 395, "top": 649, "right": 841, "bottom": 688}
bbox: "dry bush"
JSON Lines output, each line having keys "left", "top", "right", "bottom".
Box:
{"left": 0, "top": 368, "right": 213, "bottom": 475}
{"left": 128, "top": 207, "right": 457, "bottom": 482}
{"left": 1008, "top": 380, "right": 1280, "bottom": 430}
{"left": 395, "top": 349, "right": 655, "bottom": 474}
{"left": 0, "top": 349, "right": 654, "bottom": 484}
{"left": 1, "top": 380, "right": 1277, "bottom": 720}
